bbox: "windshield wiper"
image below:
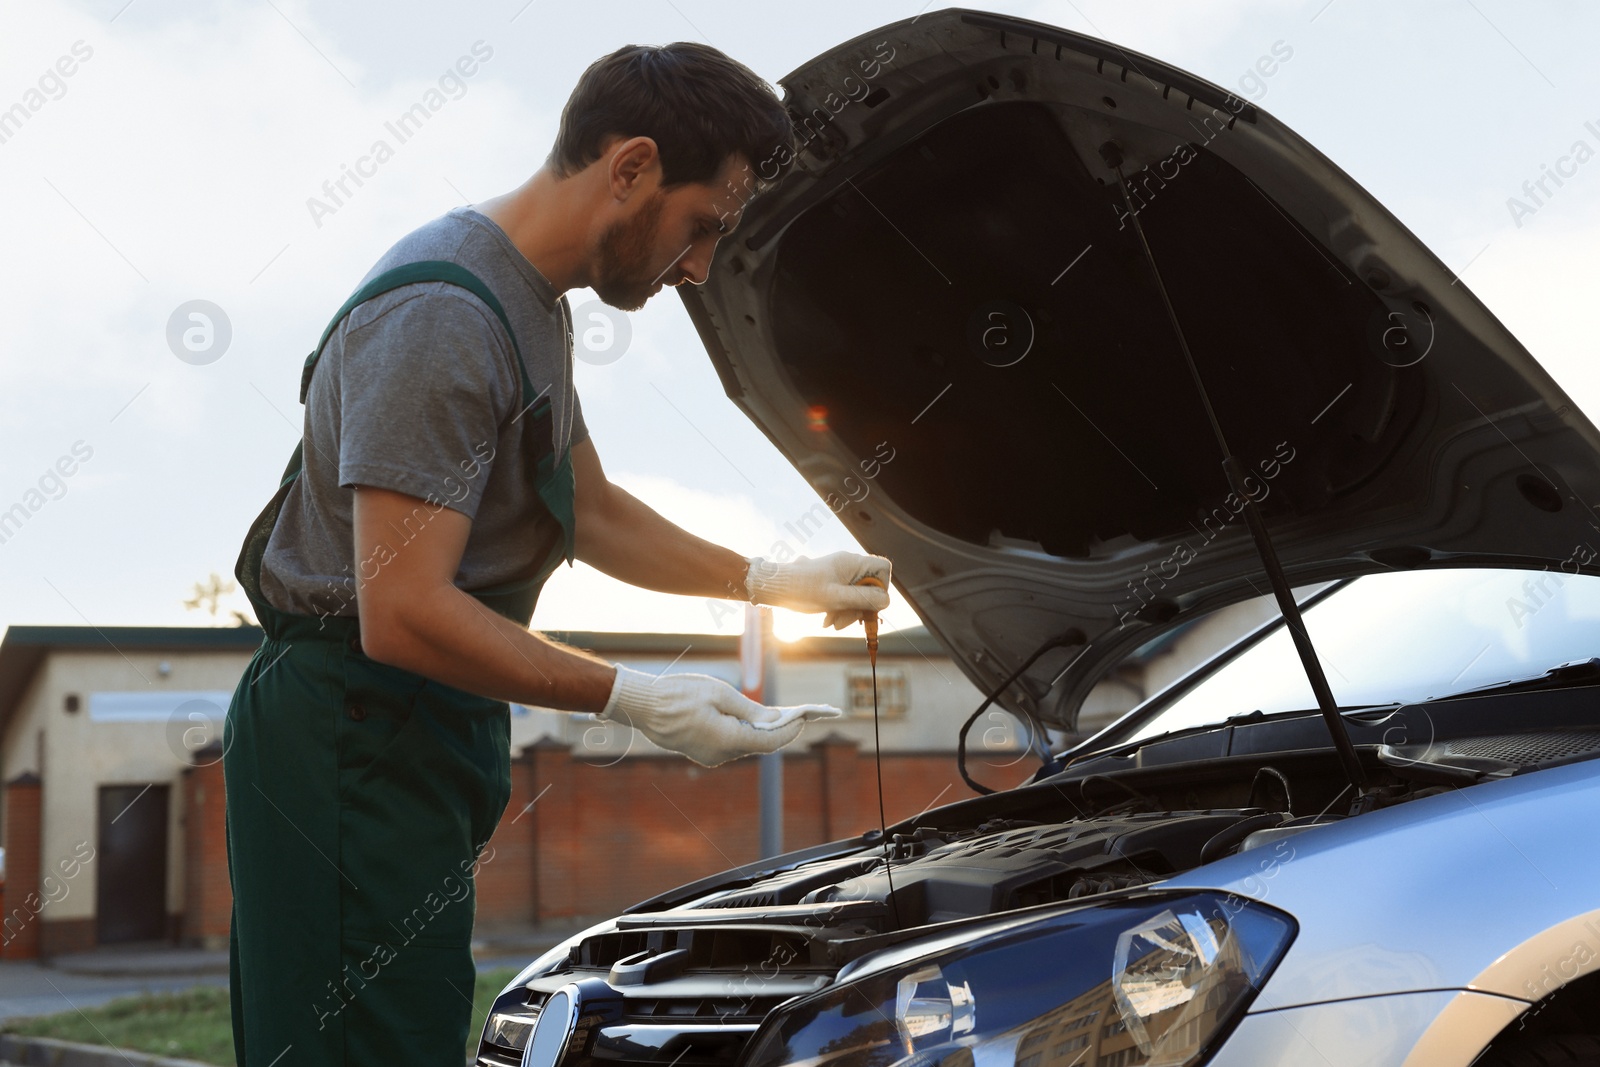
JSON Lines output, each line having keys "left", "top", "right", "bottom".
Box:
{"left": 1063, "top": 704, "right": 1391, "bottom": 772}
{"left": 1435, "top": 657, "right": 1600, "bottom": 700}
{"left": 1103, "top": 140, "right": 1373, "bottom": 807}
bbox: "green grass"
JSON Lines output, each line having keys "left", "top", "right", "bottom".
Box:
{"left": 0, "top": 967, "right": 523, "bottom": 1065}
{"left": 1, "top": 986, "right": 235, "bottom": 1065}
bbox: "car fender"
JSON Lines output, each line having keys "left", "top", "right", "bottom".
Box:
{"left": 1160, "top": 758, "right": 1600, "bottom": 1009}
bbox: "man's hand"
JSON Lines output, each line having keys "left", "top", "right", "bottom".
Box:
{"left": 597, "top": 666, "right": 841, "bottom": 767}
{"left": 744, "top": 551, "right": 893, "bottom": 629}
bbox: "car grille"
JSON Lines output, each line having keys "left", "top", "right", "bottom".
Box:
{"left": 475, "top": 984, "right": 799, "bottom": 1067}
{"left": 475, "top": 912, "right": 867, "bottom": 1067}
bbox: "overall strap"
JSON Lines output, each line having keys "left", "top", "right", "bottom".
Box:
{"left": 298, "top": 259, "right": 538, "bottom": 408}
{"left": 240, "top": 257, "right": 569, "bottom": 633}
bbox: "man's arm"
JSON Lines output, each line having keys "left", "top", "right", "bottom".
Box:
{"left": 352, "top": 483, "right": 617, "bottom": 712}
{"left": 570, "top": 437, "right": 751, "bottom": 599}
{"left": 571, "top": 436, "right": 894, "bottom": 624}
{"left": 350, "top": 481, "right": 824, "bottom": 767}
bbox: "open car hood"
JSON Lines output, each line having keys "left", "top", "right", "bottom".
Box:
{"left": 679, "top": 8, "right": 1600, "bottom": 730}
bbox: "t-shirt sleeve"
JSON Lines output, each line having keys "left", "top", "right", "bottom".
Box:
{"left": 334, "top": 286, "right": 518, "bottom": 520}
{"left": 570, "top": 389, "right": 590, "bottom": 448}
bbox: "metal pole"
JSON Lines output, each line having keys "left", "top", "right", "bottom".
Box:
{"left": 742, "top": 605, "right": 784, "bottom": 857}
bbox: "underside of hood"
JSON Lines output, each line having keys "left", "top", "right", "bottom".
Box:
{"left": 679, "top": 8, "right": 1600, "bottom": 730}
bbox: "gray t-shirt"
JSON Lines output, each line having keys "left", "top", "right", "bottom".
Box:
{"left": 260, "top": 205, "right": 587, "bottom": 621}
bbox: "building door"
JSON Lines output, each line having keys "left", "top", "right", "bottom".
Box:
{"left": 96, "top": 784, "right": 169, "bottom": 944}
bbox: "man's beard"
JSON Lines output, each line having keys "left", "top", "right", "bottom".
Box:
{"left": 592, "top": 189, "right": 669, "bottom": 312}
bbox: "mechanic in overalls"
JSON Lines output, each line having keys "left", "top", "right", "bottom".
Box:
{"left": 222, "top": 41, "right": 890, "bottom": 1065}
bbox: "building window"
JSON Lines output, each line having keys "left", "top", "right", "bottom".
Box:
{"left": 1052, "top": 1035, "right": 1090, "bottom": 1058}
{"left": 847, "top": 667, "right": 907, "bottom": 718}
{"left": 1063, "top": 1011, "right": 1099, "bottom": 1032}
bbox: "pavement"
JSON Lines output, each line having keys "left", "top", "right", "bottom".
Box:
{"left": 0, "top": 923, "right": 582, "bottom": 1023}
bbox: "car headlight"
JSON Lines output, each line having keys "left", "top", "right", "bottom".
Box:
{"left": 740, "top": 892, "right": 1294, "bottom": 1067}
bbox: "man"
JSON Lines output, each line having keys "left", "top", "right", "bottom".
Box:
{"left": 223, "top": 40, "right": 891, "bottom": 1065}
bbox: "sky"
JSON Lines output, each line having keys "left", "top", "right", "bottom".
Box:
{"left": 2, "top": 0, "right": 1598, "bottom": 646}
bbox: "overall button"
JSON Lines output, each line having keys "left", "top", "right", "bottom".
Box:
{"left": 347, "top": 702, "right": 367, "bottom": 721}
{"left": 348, "top": 632, "right": 362, "bottom": 655}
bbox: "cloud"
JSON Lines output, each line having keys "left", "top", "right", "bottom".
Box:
{"left": 1462, "top": 204, "right": 1600, "bottom": 411}
{"left": 3, "top": 0, "right": 1598, "bottom": 649}
{"left": 0, "top": 0, "right": 559, "bottom": 626}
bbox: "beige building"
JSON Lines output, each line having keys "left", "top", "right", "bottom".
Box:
{"left": 0, "top": 625, "right": 261, "bottom": 955}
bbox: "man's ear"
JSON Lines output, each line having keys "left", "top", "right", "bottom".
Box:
{"left": 606, "top": 135, "right": 661, "bottom": 202}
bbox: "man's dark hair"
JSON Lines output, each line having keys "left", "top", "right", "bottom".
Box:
{"left": 548, "top": 42, "right": 796, "bottom": 190}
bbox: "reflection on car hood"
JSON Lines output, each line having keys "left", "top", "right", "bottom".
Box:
{"left": 678, "top": 8, "right": 1600, "bottom": 728}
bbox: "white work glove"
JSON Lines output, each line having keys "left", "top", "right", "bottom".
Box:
{"left": 597, "top": 666, "right": 843, "bottom": 768}
{"left": 744, "top": 551, "right": 892, "bottom": 630}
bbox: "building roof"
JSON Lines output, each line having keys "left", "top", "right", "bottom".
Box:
{"left": 0, "top": 625, "right": 269, "bottom": 741}
{"left": 0, "top": 624, "right": 944, "bottom": 736}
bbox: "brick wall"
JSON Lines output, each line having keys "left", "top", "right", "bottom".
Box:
{"left": 1, "top": 773, "right": 42, "bottom": 959}
{"left": 190, "top": 732, "right": 1024, "bottom": 940}
{"left": 39, "top": 918, "right": 95, "bottom": 956}
{"left": 182, "top": 745, "right": 230, "bottom": 948}
{"left": 475, "top": 732, "right": 1018, "bottom": 927}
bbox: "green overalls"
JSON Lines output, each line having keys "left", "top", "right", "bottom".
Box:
{"left": 223, "top": 261, "right": 576, "bottom": 1065}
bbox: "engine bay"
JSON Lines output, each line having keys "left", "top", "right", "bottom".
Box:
{"left": 658, "top": 697, "right": 1600, "bottom": 934}
{"left": 480, "top": 706, "right": 1600, "bottom": 1067}
{"left": 696, "top": 810, "right": 1268, "bottom": 927}
{"left": 672, "top": 750, "right": 1392, "bottom": 932}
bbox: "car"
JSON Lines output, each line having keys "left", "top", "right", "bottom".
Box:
{"left": 478, "top": 9, "right": 1600, "bottom": 1067}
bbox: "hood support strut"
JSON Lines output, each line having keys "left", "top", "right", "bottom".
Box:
{"left": 1102, "top": 140, "right": 1370, "bottom": 798}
